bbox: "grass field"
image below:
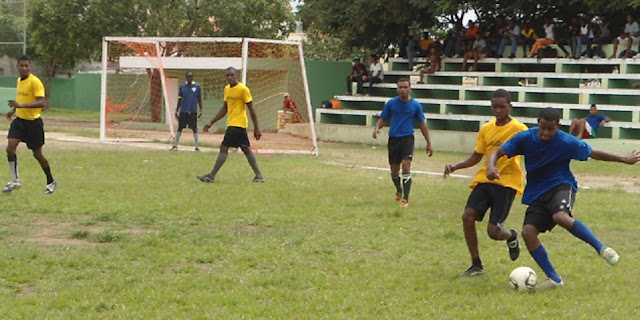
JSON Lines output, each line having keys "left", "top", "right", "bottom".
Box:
{"left": 1, "top": 126, "right": 640, "bottom": 319}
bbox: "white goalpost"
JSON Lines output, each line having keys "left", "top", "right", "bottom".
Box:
{"left": 100, "top": 37, "right": 319, "bottom": 155}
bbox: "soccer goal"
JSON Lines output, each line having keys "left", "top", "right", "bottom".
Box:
{"left": 100, "top": 37, "right": 318, "bottom": 155}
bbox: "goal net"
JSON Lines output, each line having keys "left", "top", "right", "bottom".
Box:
{"left": 100, "top": 37, "right": 318, "bottom": 155}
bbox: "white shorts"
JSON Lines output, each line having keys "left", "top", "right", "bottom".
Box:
{"left": 617, "top": 36, "right": 639, "bottom": 47}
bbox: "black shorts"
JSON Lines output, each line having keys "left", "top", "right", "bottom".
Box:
{"left": 222, "top": 126, "right": 250, "bottom": 148}
{"left": 524, "top": 184, "right": 575, "bottom": 233}
{"left": 7, "top": 117, "right": 45, "bottom": 150}
{"left": 388, "top": 134, "right": 414, "bottom": 165}
{"left": 178, "top": 112, "right": 197, "bottom": 131}
{"left": 465, "top": 183, "right": 517, "bottom": 225}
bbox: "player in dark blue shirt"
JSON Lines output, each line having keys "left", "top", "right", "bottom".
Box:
{"left": 373, "top": 78, "right": 433, "bottom": 207}
{"left": 568, "top": 104, "right": 611, "bottom": 139}
{"left": 171, "top": 71, "right": 203, "bottom": 151}
{"left": 487, "top": 108, "right": 640, "bottom": 289}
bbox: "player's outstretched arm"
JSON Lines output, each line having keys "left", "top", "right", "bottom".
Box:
{"left": 444, "top": 152, "right": 483, "bottom": 178}
{"left": 590, "top": 149, "right": 640, "bottom": 164}
{"left": 372, "top": 118, "right": 385, "bottom": 139}
{"left": 247, "top": 102, "right": 261, "bottom": 140}
{"left": 419, "top": 121, "right": 433, "bottom": 157}
{"left": 203, "top": 103, "right": 228, "bottom": 132}
{"left": 486, "top": 147, "right": 507, "bottom": 180}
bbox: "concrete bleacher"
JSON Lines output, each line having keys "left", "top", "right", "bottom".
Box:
{"left": 323, "top": 55, "right": 640, "bottom": 140}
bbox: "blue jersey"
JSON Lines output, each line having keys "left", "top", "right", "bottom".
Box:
{"left": 380, "top": 97, "right": 426, "bottom": 138}
{"left": 501, "top": 128, "right": 591, "bottom": 204}
{"left": 586, "top": 114, "right": 606, "bottom": 134}
{"left": 178, "top": 82, "right": 202, "bottom": 113}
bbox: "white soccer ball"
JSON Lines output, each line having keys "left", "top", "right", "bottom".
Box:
{"left": 509, "top": 266, "right": 537, "bottom": 291}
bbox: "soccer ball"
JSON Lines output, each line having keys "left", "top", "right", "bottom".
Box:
{"left": 509, "top": 266, "right": 537, "bottom": 291}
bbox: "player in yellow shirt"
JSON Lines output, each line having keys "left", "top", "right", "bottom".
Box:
{"left": 444, "top": 89, "right": 527, "bottom": 276}
{"left": 197, "top": 67, "right": 264, "bottom": 183}
{"left": 4, "top": 55, "right": 56, "bottom": 194}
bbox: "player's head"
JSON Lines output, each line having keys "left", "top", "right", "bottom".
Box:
{"left": 589, "top": 104, "right": 598, "bottom": 115}
{"left": 396, "top": 78, "right": 411, "bottom": 100}
{"left": 490, "top": 89, "right": 512, "bottom": 121}
{"left": 537, "top": 107, "right": 561, "bottom": 142}
{"left": 17, "top": 55, "right": 32, "bottom": 78}
{"left": 185, "top": 71, "right": 194, "bottom": 83}
{"left": 225, "top": 67, "right": 238, "bottom": 86}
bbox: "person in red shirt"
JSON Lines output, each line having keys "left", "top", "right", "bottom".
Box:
{"left": 346, "top": 56, "right": 367, "bottom": 95}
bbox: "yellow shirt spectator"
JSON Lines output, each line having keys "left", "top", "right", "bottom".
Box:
{"left": 223, "top": 82, "right": 253, "bottom": 128}
{"left": 15, "top": 74, "right": 45, "bottom": 120}
{"left": 521, "top": 27, "right": 539, "bottom": 40}
{"left": 419, "top": 38, "right": 435, "bottom": 52}
{"left": 470, "top": 118, "right": 528, "bottom": 194}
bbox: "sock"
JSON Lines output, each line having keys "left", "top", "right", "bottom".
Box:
{"left": 43, "top": 166, "right": 54, "bottom": 184}
{"left": 530, "top": 245, "right": 562, "bottom": 283}
{"left": 569, "top": 219, "right": 605, "bottom": 254}
{"left": 209, "top": 152, "right": 228, "bottom": 177}
{"left": 402, "top": 173, "right": 412, "bottom": 201}
{"left": 193, "top": 132, "right": 199, "bottom": 148}
{"left": 8, "top": 154, "right": 18, "bottom": 181}
{"left": 245, "top": 150, "right": 263, "bottom": 178}
{"left": 173, "top": 131, "right": 182, "bottom": 147}
{"left": 391, "top": 174, "right": 402, "bottom": 194}
{"left": 508, "top": 229, "right": 517, "bottom": 242}
{"left": 472, "top": 257, "right": 483, "bottom": 269}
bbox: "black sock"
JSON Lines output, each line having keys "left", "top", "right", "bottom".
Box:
{"left": 507, "top": 229, "right": 517, "bottom": 242}
{"left": 402, "top": 173, "right": 412, "bottom": 201}
{"left": 391, "top": 175, "right": 402, "bottom": 193}
{"left": 43, "top": 166, "right": 54, "bottom": 184}
{"left": 472, "top": 257, "right": 483, "bottom": 269}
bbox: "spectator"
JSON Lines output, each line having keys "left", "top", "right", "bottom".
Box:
{"left": 461, "top": 33, "right": 486, "bottom": 72}
{"left": 444, "top": 21, "right": 466, "bottom": 58}
{"left": 594, "top": 17, "right": 612, "bottom": 58}
{"left": 417, "top": 31, "right": 435, "bottom": 56}
{"left": 406, "top": 27, "right": 419, "bottom": 70}
{"left": 463, "top": 21, "right": 481, "bottom": 53}
{"left": 555, "top": 16, "right": 578, "bottom": 58}
{"left": 568, "top": 104, "right": 611, "bottom": 139}
{"left": 610, "top": 14, "right": 640, "bottom": 59}
{"left": 487, "top": 17, "right": 506, "bottom": 57}
{"left": 417, "top": 47, "right": 441, "bottom": 84}
{"left": 576, "top": 17, "right": 594, "bottom": 58}
{"left": 498, "top": 19, "right": 521, "bottom": 58}
{"left": 346, "top": 56, "right": 367, "bottom": 95}
{"left": 529, "top": 17, "right": 558, "bottom": 57}
{"left": 520, "top": 21, "right": 539, "bottom": 58}
{"left": 363, "top": 54, "right": 384, "bottom": 96}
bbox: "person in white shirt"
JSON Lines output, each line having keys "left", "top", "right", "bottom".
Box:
{"left": 576, "top": 17, "right": 594, "bottom": 58}
{"left": 610, "top": 14, "right": 640, "bottom": 59}
{"left": 498, "top": 19, "right": 522, "bottom": 58}
{"left": 363, "top": 54, "right": 384, "bottom": 96}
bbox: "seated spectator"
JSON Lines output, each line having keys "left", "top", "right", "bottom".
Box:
{"left": 486, "top": 16, "right": 505, "bottom": 57}
{"left": 406, "top": 27, "right": 419, "bottom": 70}
{"left": 363, "top": 54, "right": 384, "bottom": 96}
{"left": 346, "top": 56, "right": 367, "bottom": 95}
{"left": 417, "top": 31, "right": 435, "bottom": 56}
{"left": 417, "top": 47, "right": 441, "bottom": 84}
{"left": 444, "top": 21, "right": 466, "bottom": 58}
{"left": 520, "top": 21, "right": 539, "bottom": 57}
{"left": 463, "top": 21, "right": 480, "bottom": 53}
{"left": 569, "top": 104, "right": 611, "bottom": 139}
{"left": 594, "top": 18, "right": 611, "bottom": 58}
{"left": 610, "top": 14, "right": 640, "bottom": 59}
{"left": 576, "top": 17, "right": 594, "bottom": 58}
{"left": 555, "top": 16, "right": 578, "bottom": 58}
{"left": 461, "top": 33, "right": 486, "bottom": 71}
{"left": 498, "top": 19, "right": 521, "bottom": 58}
{"left": 529, "top": 16, "right": 558, "bottom": 57}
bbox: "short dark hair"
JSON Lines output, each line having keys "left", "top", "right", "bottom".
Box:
{"left": 369, "top": 54, "right": 378, "bottom": 60}
{"left": 225, "top": 66, "right": 237, "bottom": 74}
{"left": 492, "top": 89, "right": 511, "bottom": 103}
{"left": 397, "top": 77, "right": 410, "bottom": 85}
{"left": 18, "top": 55, "right": 31, "bottom": 63}
{"left": 538, "top": 107, "right": 560, "bottom": 123}
{"left": 590, "top": 104, "right": 597, "bottom": 109}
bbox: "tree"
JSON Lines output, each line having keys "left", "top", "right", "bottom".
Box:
{"left": 0, "top": 1, "right": 26, "bottom": 59}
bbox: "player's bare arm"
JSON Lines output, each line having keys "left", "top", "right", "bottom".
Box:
{"left": 444, "top": 151, "right": 483, "bottom": 178}
{"left": 590, "top": 149, "right": 640, "bottom": 164}
{"left": 247, "top": 101, "right": 261, "bottom": 140}
{"left": 372, "top": 118, "right": 385, "bottom": 139}
{"left": 198, "top": 98, "right": 204, "bottom": 119}
{"left": 419, "top": 121, "right": 433, "bottom": 156}
{"left": 486, "top": 147, "right": 508, "bottom": 180}
{"left": 203, "top": 103, "right": 228, "bottom": 132}
{"left": 175, "top": 97, "right": 181, "bottom": 118}
{"left": 9, "top": 97, "right": 45, "bottom": 109}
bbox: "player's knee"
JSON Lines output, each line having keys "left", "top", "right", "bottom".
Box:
{"left": 462, "top": 210, "right": 476, "bottom": 223}
{"left": 521, "top": 225, "right": 538, "bottom": 241}
{"left": 486, "top": 224, "right": 502, "bottom": 240}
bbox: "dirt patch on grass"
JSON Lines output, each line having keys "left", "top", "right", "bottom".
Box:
{"left": 575, "top": 174, "right": 640, "bottom": 193}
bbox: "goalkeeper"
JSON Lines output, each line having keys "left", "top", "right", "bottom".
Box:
{"left": 171, "top": 71, "right": 203, "bottom": 151}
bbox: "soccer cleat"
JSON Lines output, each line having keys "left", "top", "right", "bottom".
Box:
{"left": 537, "top": 278, "right": 564, "bottom": 290}
{"left": 194, "top": 147, "right": 200, "bottom": 152}
{"left": 197, "top": 174, "right": 214, "bottom": 183}
{"left": 252, "top": 177, "right": 265, "bottom": 183}
{"left": 400, "top": 199, "right": 409, "bottom": 208}
{"left": 461, "top": 265, "right": 485, "bottom": 277}
{"left": 44, "top": 180, "right": 57, "bottom": 195}
{"left": 599, "top": 247, "right": 619, "bottom": 266}
{"left": 170, "top": 146, "right": 178, "bottom": 151}
{"left": 2, "top": 180, "right": 21, "bottom": 193}
{"left": 394, "top": 192, "right": 402, "bottom": 202}
{"left": 507, "top": 229, "right": 520, "bottom": 261}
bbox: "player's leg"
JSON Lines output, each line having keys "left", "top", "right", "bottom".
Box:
{"left": 576, "top": 118, "right": 587, "bottom": 139}
{"left": 190, "top": 114, "right": 200, "bottom": 151}
{"left": 484, "top": 185, "right": 519, "bottom": 261}
{"left": 32, "top": 147, "right": 56, "bottom": 194}
{"left": 388, "top": 137, "right": 403, "bottom": 202}
{"left": 569, "top": 118, "right": 578, "bottom": 135}
{"left": 3, "top": 137, "right": 21, "bottom": 193}
{"left": 192, "top": 127, "right": 200, "bottom": 151}
{"left": 27, "top": 118, "right": 56, "bottom": 194}
{"left": 390, "top": 163, "right": 402, "bottom": 202}
{"left": 461, "top": 207, "right": 484, "bottom": 276}
{"left": 399, "top": 135, "right": 415, "bottom": 207}
{"left": 198, "top": 127, "right": 237, "bottom": 182}
{"left": 172, "top": 114, "right": 185, "bottom": 150}
{"left": 241, "top": 146, "right": 264, "bottom": 182}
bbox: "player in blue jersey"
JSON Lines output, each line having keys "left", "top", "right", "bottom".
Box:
{"left": 171, "top": 71, "right": 203, "bottom": 151}
{"left": 487, "top": 107, "right": 640, "bottom": 289}
{"left": 568, "top": 104, "right": 611, "bottom": 139}
{"left": 373, "top": 78, "right": 433, "bottom": 208}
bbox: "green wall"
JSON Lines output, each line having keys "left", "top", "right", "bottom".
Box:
{"left": 305, "top": 60, "right": 351, "bottom": 113}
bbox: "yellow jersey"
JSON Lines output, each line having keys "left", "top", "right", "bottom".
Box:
{"left": 16, "top": 74, "right": 45, "bottom": 120}
{"left": 223, "top": 82, "right": 252, "bottom": 128}
{"left": 470, "top": 118, "right": 528, "bottom": 194}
